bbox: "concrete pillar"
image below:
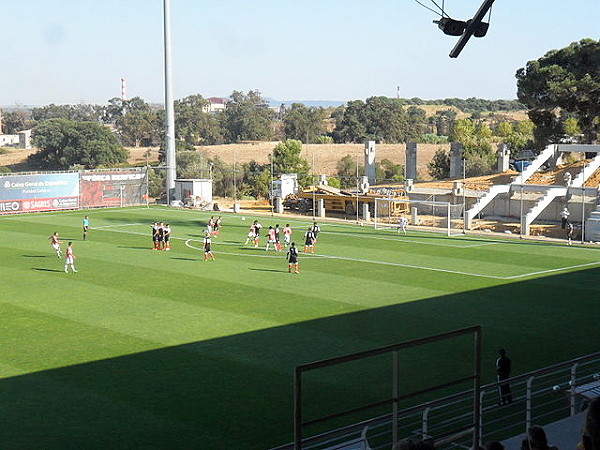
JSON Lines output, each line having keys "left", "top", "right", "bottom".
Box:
{"left": 364, "top": 141, "right": 376, "bottom": 184}
{"left": 359, "top": 176, "right": 369, "bottom": 194}
{"left": 405, "top": 142, "right": 417, "bottom": 180}
{"left": 452, "top": 181, "right": 463, "bottom": 197}
{"left": 361, "top": 202, "right": 370, "bottom": 221}
{"left": 497, "top": 144, "right": 510, "bottom": 173}
{"left": 449, "top": 142, "right": 463, "bottom": 178}
{"left": 274, "top": 197, "right": 283, "bottom": 214}
{"left": 317, "top": 198, "right": 325, "bottom": 218}
{"left": 411, "top": 206, "right": 418, "bottom": 225}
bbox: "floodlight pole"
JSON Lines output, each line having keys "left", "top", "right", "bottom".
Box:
{"left": 356, "top": 155, "right": 360, "bottom": 224}
{"left": 449, "top": 0, "right": 495, "bottom": 58}
{"left": 163, "top": 0, "right": 177, "bottom": 205}
{"left": 462, "top": 158, "right": 466, "bottom": 233}
{"left": 581, "top": 161, "right": 585, "bottom": 244}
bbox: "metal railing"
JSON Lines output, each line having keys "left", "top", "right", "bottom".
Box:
{"left": 272, "top": 351, "right": 600, "bottom": 450}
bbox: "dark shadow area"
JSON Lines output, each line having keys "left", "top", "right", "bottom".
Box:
{"left": 248, "top": 268, "right": 287, "bottom": 273}
{"left": 170, "top": 257, "right": 197, "bottom": 262}
{"left": 23, "top": 255, "right": 46, "bottom": 258}
{"left": 117, "top": 246, "right": 152, "bottom": 250}
{"left": 1, "top": 267, "right": 598, "bottom": 449}
{"left": 31, "top": 268, "right": 64, "bottom": 273}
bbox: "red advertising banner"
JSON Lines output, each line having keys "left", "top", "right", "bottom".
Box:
{"left": 79, "top": 170, "right": 147, "bottom": 208}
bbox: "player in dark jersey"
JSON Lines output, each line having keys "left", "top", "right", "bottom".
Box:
{"left": 311, "top": 222, "right": 320, "bottom": 242}
{"left": 203, "top": 231, "right": 215, "bottom": 261}
{"left": 163, "top": 223, "right": 171, "bottom": 251}
{"left": 274, "top": 224, "right": 282, "bottom": 251}
{"left": 287, "top": 242, "right": 299, "bottom": 273}
{"left": 151, "top": 222, "right": 160, "bottom": 250}
{"left": 303, "top": 227, "right": 315, "bottom": 253}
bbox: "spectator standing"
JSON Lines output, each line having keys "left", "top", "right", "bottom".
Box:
{"left": 496, "top": 348, "right": 512, "bottom": 405}
{"left": 582, "top": 397, "right": 600, "bottom": 450}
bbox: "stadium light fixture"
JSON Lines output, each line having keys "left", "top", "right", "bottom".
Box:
{"left": 449, "top": 0, "right": 495, "bottom": 58}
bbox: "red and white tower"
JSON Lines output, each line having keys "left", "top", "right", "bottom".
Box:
{"left": 121, "top": 78, "right": 127, "bottom": 101}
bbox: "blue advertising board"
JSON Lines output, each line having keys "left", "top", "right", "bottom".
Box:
{"left": 0, "top": 173, "right": 79, "bottom": 213}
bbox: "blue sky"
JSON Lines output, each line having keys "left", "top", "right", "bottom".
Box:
{"left": 1, "top": 0, "right": 598, "bottom": 106}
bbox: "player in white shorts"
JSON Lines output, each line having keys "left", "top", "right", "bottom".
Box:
{"left": 49, "top": 231, "right": 62, "bottom": 258}
{"left": 64, "top": 242, "right": 77, "bottom": 273}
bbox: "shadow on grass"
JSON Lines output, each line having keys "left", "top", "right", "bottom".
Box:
{"left": 1, "top": 267, "right": 598, "bottom": 449}
{"left": 31, "top": 268, "right": 64, "bottom": 272}
{"left": 248, "top": 268, "right": 288, "bottom": 273}
{"left": 23, "top": 255, "right": 46, "bottom": 258}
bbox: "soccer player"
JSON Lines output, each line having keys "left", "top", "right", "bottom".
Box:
{"left": 157, "top": 222, "right": 165, "bottom": 250}
{"left": 82, "top": 215, "right": 89, "bottom": 240}
{"left": 203, "top": 231, "right": 215, "bottom": 261}
{"left": 64, "top": 241, "right": 77, "bottom": 273}
{"left": 213, "top": 216, "right": 222, "bottom": 236}
{"left": 49, "top": 231, "right": 62, "bottom": 258}
{"left": 282, "top": 224, "right": 292, "bottom": 248}
{"left": 163, "top": 223, "right": 172, "bottom": 251}
{"left": 207, "top": 216, "right": 215, "bottom": 235}
{"left": 287, "top": 242, "right": 299, "bottom": 273}
{"left": 265, "top": 226, "right": 277, "bottom": 251}
{"left": 303, "top": 227, "right": 315, "bottom": 253}
{"left": 311, "top": 222, "right": 321, "bottom": 243}
{"left": 274, "top": 224, "right": 282, "bottom": 251}
{"left": 244, "top": 222, "right": 256, "bottom": 246}
{"left": 253, "top": 220, "right": 262, "bottom": 248}
{"left": 398, "top": 216, "right": 408, "bottom": 234}
{"left": 151, "top": 222, "right": 160, "bottom": 250}
{"left": 566, "top": 221, "right": 574, "bottom": 245}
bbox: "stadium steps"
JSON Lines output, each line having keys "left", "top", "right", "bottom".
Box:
{"left": 570, "top": 152, "right": 600, "bottom": 187}
{"left": 521, "top": 187, "right": 568, "bottom": 235}
{"left": 465, "top": 144, "right": 559, "bottom": 229}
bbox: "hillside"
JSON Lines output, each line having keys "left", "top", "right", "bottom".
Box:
{"left": 1, "top": 142, "right": 447, "bottom": 180}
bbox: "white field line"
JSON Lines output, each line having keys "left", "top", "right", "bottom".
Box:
{"left": 326, "top": 230, "right": 499, "bottom": 248}
{"left": 502, "top": 261, "right": 600, "bottom": 280}
{"left": 91, "top": 222, "right": 600, "bottom": 280}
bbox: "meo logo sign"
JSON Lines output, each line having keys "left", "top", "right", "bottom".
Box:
{"left": 0, "top": 201, "right": 21, "bottom": 212}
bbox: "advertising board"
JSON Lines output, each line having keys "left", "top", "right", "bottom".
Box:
{"left": 0, "top": 173, "right": 79, "bottom": 214}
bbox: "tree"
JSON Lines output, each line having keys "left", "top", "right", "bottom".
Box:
{"left": 29, "top": 119, "right": 128, "bottom": 169}
{"left": 0, "top": 109, "right": 34, "bottom": 134}
{"left": 271, "top": 139, "right": 310, "bottom": 185}
{"left": 283, "top": 103, "right": 326, "bottom": 143}
{"left": 32, "top": 103, "right": 103, "bottom": 122}
{"left": 336, "top": 154, "right": 363, "bottom": 188}
{"left": 333, "top": 97, "right": 417, "bottom": 143}
{"left": 103, "top": 96, "right": 161, "bottom": 147}
{"left": 174, "top": 94, "right": 222, "bottom": 145}
{"left": 516, "top": 39, "right": 600, "bottom": 145}
{"left": 220, "top": 90, "right": 275, "bottom": 142}
{"left": 377, "top": 158, "right": 404, "bottom": 182}
{"left": 427, "top": 148, "right": 450, "bottom": 180}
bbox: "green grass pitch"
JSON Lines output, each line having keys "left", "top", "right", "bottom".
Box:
{"left": 1, "top": 206, "right": 598, "bottom": 449}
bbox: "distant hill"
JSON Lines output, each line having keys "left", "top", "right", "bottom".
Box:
{"left": 266, "top": 99, "right": 345, "bottom": 108}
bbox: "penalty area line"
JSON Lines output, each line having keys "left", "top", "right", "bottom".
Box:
{"left": 502, "top": 261, "right": 600, "bottom": 280}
